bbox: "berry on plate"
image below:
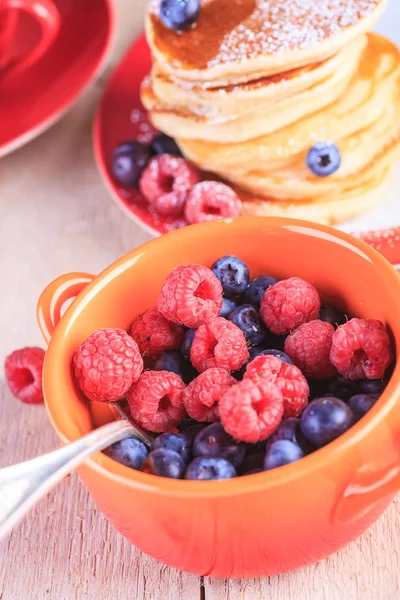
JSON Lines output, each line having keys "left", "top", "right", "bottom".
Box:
{"left": 142, "top": 448, "right": 186, "bottom": 478}
{"left": 357, "top": 378, "right": 386, "bottom": 397}
{"left": 330, "top": 318, "right": 392, "bottom": 380}
{"left": 152, "top": 432, "right": 192, "bottom": 464}
{"left": 238, "top": 452, "right": 265, "bottom": 475}
{"left": 158, "top": 264, "right": 223, "bottom": 328}
{"left": 127, "top": 370, "right": 186, "bottom": 433}
{"left": 130, "top": 307, "right": 184, "bottom": 357}
{"left": 184, "top": 181, "right": 242, "bottom": 224}
{"left": 243, "top": 275, "right": 278, "bottom": 308}
{"left": 4, "top": 347, "right": 45, "bottom": 404}
{"left": 211, "top": 255, "right": 250, "bottom": 298}
{"left": 284, "top": 320, "right": 336, "bottom": 380}
{"left": 160, "top": 0, "right": 200, "bottom": 31}
{"left": 244, "top": 355, "right": 309, "bottom": 418}
{"left": 151, "top": 133, "right": 182, "bottom": 157}
{"left": 185, "top": 457, "right": 236, "bottom": 480}
{"left": 105, "top": 437, "right": 148, "bottom": 470}
{"left": 300, "top": 397, "right": 353, "bottom": 446}
{"left": 228, "top": 304, "right": 267, "bottom": 346}
{"left": 112, "top": 141, "right": 151, "bottom": 187}
{"left": 73, "top": 329, "right": 143, "bottom": 403}
{"left": 306, "top": 142, "right": 341, "bottom": 177}
{"left": 183, "top": 368, "right": 237, "bottom": 422}
{"left": 190, "top": 317, "right": 249, "bottom": 373}
{"left": 219, "top": 378, "right": 284, "bottom": 443}
{"left": 324, "top": 375, "right": 358, "bottom": 401}
{"left": 260, "top": 277, "right": 320, "bottom": 335}
{"left": 193, "top": 422, "right": 246, "bottom": 468}
{"left": 264, "top": 440, "right": 304, "bottom": 470}
{"left": 140, "top": 154, "right": 200, "bottom": 216}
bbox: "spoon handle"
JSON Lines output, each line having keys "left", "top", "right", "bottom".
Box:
{"left": 0, "top": 419, "right": 136, "bottom": 539}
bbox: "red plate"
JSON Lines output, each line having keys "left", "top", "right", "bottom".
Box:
{"left": 94, "top": 33, "right": 188, "bottom": 237}
{"left": 0, "top": 0, "right": 114, "bottom": 157}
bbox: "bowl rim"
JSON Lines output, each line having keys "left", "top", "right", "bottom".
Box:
{"left": 43, "top": 217, "right": 400, "bottom": 498}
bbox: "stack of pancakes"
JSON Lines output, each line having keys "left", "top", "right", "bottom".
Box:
{"left": 142, "top": 0, "right": 400, "bottom": 225}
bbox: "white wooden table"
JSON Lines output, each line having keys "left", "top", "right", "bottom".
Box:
{"left": 0, "top": 1, "right": 399, "bottom": 598}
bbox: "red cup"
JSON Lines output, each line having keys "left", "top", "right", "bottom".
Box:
{"left": 0, "top": 0, "right": 59, "bottom": 77}
{"left": 37, "top": 218, "right": 400, "bottom": 578}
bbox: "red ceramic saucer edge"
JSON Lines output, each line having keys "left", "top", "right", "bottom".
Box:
{"left": 0, "top": 0, "right": 116, "bottom": 158}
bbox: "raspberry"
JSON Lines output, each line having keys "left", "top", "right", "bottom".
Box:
{"left": 284, "top": 320, "right": 336, "bottom": 380}
{"left": 244, "top": 355, "right": 309, "bottom": 418}
{"left": 184, "top": 181, "right": 242, "bottom": 224}
{"left": 4, "top": 347, "right": 45, "bottom": 404}
{"left": 190, "top": 317, "right": 249, "bottom": 373}
{"left": 130, "top": 308, "right": 184, "bottom": 357}
{"left": 330, "top": 318, "right": 393, "bottom": 380}
{"left": 158, "top": 264, "right": 223, "bottom": 328}
{"left": 260, "top": 277, "right": 321, "bottom": 335}
{"left": 183, "top": 368, "right": 237, "bottom": 422}
{"left": 139, "top": 155, "right": 200, "bottom": 216}
{"left": 73, "top": 329, "right": 143, "bottom": 402}
{"left": 127, "top": 370, "right": 186, "bottom": 432}
{"left": 219, "top": 379, "right": 284, "bottom": 443}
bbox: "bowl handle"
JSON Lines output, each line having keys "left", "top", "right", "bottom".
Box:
{"left": 37, "top": 273, "right": 94, "bottom": 344}
{"left": 333, "top": 450, "right": 400, "bottom": 525}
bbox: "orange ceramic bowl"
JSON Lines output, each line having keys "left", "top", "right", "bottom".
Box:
{"left": 37, "top": 217, "right": 400, "bottom": 578}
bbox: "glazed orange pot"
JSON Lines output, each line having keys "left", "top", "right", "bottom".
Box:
{"left": 37, "top": 217, "right": 400, "bottom": 578}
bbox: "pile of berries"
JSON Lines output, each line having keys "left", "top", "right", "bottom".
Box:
{"left": 73, "top": 256, "right": 394, "bottom": 481}
{"left": 111, "top": 136, "right": 242, "bottom": 224}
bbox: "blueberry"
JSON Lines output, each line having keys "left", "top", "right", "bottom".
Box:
{"left": 193, "top": 423, "right": 246, "bottom": 468}
{"left": 357, "top": 379, "right": 386, "bottom": 397}
{"left": 152, "top": 432, "right": 192, "bottom": 464}
{"left": 211, "top": 256, "right": 250, "bottom": 298}
{"left": 151, "top": 133, "right": 182, "bottom": 156}
{"left": 349, "top": 394, "right": 377, "bottom": 422}
{"left": 105, "top": 437, "right": 148, "bottom": 470}
{"left": 185, "top": 457, "right": 236, "bottom": 480}
{"left": 243, "top": 276, "right": 277, "bottom": 308}
{"left": 160, "top": 0, "right": 200, "bottom": 31}
{"left": 228, "top": 304, "right": 267, "bottom": 346}
{"left": 319, "top": 305, "right": 347, "bottom": 328}
{"left": 142, "top": 448, "right": 186, "bottom": 478}
{"left": 111, "top": 141, "right": 151, "bottom": 187}
{"left": 264, "top": 440, "right": 304, "bottom": 470}
{"left": 300, "top": 397, "right": 353, "bottom": 446}
{"left": 181, "top": 328, "right": 196, "bottom": 359}
{"left": 238, "top": 453, "right": 265, "bottom": 475}
{"left": 220, "top": 298, "right": 237, "bottom": 318}
{"left": 267, "top": 417, "right": 312, "bottom": 453}
{"left": 325, "top": 375, "right": 357, "bottom": 401}
{"left": 306, "top": 142, "right": 341, "bottom": 177}
{"left": 154, "top": 351, "right": 184, "bottom": 378}
{"left": 256, "top": 349, "right": 293, "bottom": 365}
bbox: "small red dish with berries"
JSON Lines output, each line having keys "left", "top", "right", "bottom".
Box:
{"left": 71, "top": 254, "right": 394, "bottom": 481}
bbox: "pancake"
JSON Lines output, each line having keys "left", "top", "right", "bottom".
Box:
{"left": 143, "top": 34, "right": 398, "bottom": 144}
{"left": 150, "top": 37, "right": 366, "bottom": 121}
{"left": 146, "top": 0, "right": 386, "bottom": 86}
{"left": 177, "top": 34, "right": 399, "bottom": 168}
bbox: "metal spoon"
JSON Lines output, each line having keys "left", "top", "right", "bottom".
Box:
{"left": 0, "top": 403, "right": 154, "bottom": 539}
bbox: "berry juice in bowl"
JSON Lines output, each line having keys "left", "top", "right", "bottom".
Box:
{"left": 37, "top": 217, "right": 400, "bottom": 578}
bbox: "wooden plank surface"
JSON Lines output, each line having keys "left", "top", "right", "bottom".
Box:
{"left": 0, "top": 1, "right": 399, "bottom": 598}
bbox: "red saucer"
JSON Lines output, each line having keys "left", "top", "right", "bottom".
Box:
{"left": 94, "top": 34, "right": 180, "bottom": 237}
{"left": 0, "top": 0, "right": 114, "bottom": 157}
